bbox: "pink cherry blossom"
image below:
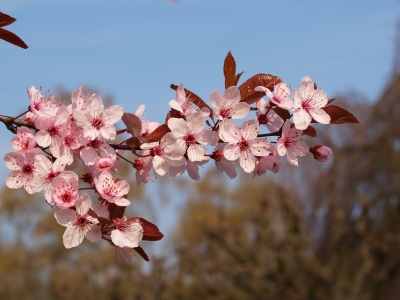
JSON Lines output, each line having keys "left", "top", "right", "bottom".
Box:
{"left": 25, "top": 111, "right": 37, "bottom": 123}
{"left": 30, "top": 155, "right": 76, "bottom": 205}
{"left": 11, "top": 126, "right": 37, "bottom": 154}
{"left": 292, "top": 76, "right": 331, "bottom": 130}
{"left": 27, "top": 86, "right": 58, "bottom": 118}
{"left": 256, "top": 98, "right": 284, "bottom": 133}
{"left": 54, "top": 193, "right": 101, "bottom": 249}
{"left": 132, "top": 151, "right": 153, "bottom": 185}
{"left": 255, "top": 83, "right": 293, "bottom": 110}
{"left": 94, "top": 171, "right": 130, "bottom": 206}
{"left": 141, "top": 132, "right": 186, "bottom": 176}
{"left": 309, "top": 145, "right": 332, "bottom": 162}
{"left": 116, "top": 247, "right": 132, "bottom": 264}
{"left": 94, "top": 154, "right": 119, "bottom": 174}
{"left": 4, "top": 149, "right": 41, "bottom": 194}
{"left": 80, "top": 136, "right": 116, "bottom": 166}
{"left": 276, "top": 120, "right": 308, "bottom": 166}
{"left": 254, "top": 148, "right": 281, "bottom": 176}
{"left": 168, "top": 83, "right": 197, "bottom": 117}
{"left": 169, "top": 156, "right": 209, "bottom": 180}
{"left": 168, "top": 111, "right": 219, "bottom": 162}
{"left": 34, "top": 105, "right": 69, "bottom": 149}
{"left": 210, "top": 143, "right": 237, "bottom": 179}
{"left": 50, "top": 120, "right": 82, "bottom": 164}
{"left": 73, "top": 96, "right": 124, "bottom": 140}
{"left": 134, "top": 104, "right": 161, "bottom": 142}
{"left": 92, "top": 203, "right": 109, "bottom": 219}
{"left": 111, "top": 217, "right": 143, "bottom": 248}
{"left": 70, "top": 84, "right": 99, "bottom": 113}
{"left": 219, "top": 119, "right": 272, "bottom": 173}
{"left": 209, "top": 86, "right": 249, "bottom": 120}
{"left": 51, "top": 174, "right": 79, "bottom": 209}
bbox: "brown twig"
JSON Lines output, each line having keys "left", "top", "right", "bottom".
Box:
{"left": 0, "top": 114, "right": 35, "bottom": 134}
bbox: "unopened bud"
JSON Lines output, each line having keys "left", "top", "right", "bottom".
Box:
{"left": 132, "top": 159, "right": 143, "bottom": 171}
{"left": 309, "top": 145, "right": 332, "bottom": 162}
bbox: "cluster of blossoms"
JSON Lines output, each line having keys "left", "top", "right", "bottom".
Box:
{"left": 2, "top": 53, "right": 357, "bottom": 262}
{"left": 4, "top": 85, "right": 163, "bottom": 263}
{"left": 134, "top": 76, "right": 334, "bottom": 181}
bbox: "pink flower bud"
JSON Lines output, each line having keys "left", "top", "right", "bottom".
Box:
{"left": 309, "top": 145, "right": 332, "bottom": 162}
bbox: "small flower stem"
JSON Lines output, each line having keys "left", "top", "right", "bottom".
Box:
{"left": 79, "top": 187, "right": 95, "bottom": 191}
{"left": 116, "top": 129, "right": 127, "bottom": 135}
{"left": 10, "top": 110, "right": 29, "bottom": 122}
{"left": 38, "top": 146, "right": 52, "bottom": 157}
{"left": 133, "top": 150, "right": 150, "bottom": 158}
{"left": 213, "top": 119, "right": 220, "bottom": 131}
{"left": 257, "top": 126, "right": 283, "bottom": 138}
{"left": 116, "top": 152, "right": 135, "bottom": 164}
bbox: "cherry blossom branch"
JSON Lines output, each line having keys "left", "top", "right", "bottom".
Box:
{"left": 0, "top": 115, "right": 142, "bottom": 151}
{"left": 0, "top": 114, "right": 35, "bottom": 134}
{"left": 0, "top": 51, "right": 359, "bottom": 264}
{"left": 257, "top": 129, "right": 282, "bottom": 138}
{"left": 10, "top": 110, "right": 29, "bottom": 122}
{"left": 116, "top": 151, "right": 135, "bottom": 164}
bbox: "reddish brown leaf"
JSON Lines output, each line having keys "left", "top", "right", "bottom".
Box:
{"left": 98, "top": 217, "right": 112, "bottom": 229}
{"left": 327, "top": 98, "right": 336, "bottom": 104}
{"left": 0, "top": 13, "right": 28, "bottom": 49}
{"left": 272, "top": 107, "right": 291, "bottom": 122}
{"left": 108, "top": 203, "right": 126, "bottom": 220}
{"left": 238, "top": 74, "right": 282, "bottom": 101}
{"left": 165, "top": 108, "right": 185, "bottom": 123}
{"left": 125, "top": 137, "right": 141, "bottom": 149}
{"left": 303, "top": 125, "right": 317, "bottom": 137}
{"left": 121, "top": 113, "right": 142, "bottom": 138}
{"left": 139, "top": 217, "right": 164, "bottom": 241}
{"left": 0, "top": 12, "right": 16, "bottom": 27}
{"left": 240, "top": 91, "right": 266, "bottom": 105}
{"left": 0, "top": 28, "right": 28, "bottom": 49}
{"left": 322, "top": 105, "right": 359, "bottom": 124}
{"left": 170, "top": 84, "right": 213, "bottom": 118}
{"left": 144, "top": 124, "right": 170, "bottom": 143}
{"left": 134, "top": 246, "right": 149, "bottom": 262}
{"left": 224, "top": 51, "right": 243, "bottom": 89}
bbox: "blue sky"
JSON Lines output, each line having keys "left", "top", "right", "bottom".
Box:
{"left": 0, "top": 0, "right": 399, "bottom": 254}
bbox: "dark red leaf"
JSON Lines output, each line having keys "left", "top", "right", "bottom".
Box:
{"left": 0, "top": 28, "right": 28, "bottom": 49}
{"left": 121, "top": 113, "right": 142, "bottom": 138}
{"left": 125, "top": 137, "right": 141, "bottom": 149}
{"left": 165, "top": 108, "right": 185, "bottom": 123}
{"left": 133, "top": 246, "right": 149, "bottom": 262}
{"left": 0, "top": 12, "right": 16, "bottom": 27}
{"left": 322, "top": 105, "right": 359, "bottom": 124}
{"left": 170, "top": 84, "right": 213, "bottom": 118}
{"left": 144, "top": 124, "right": 170, "bottom": 144}
{"left": 139, "top": 217, "right": 164, "bottom": 241}
{"left": 272, "top": 107, "right": 291, "bottom": 122}
{"left": 327, "top": 98, "right": 336, "bottom": 104}
{"left": 224, "top": 51, "right": 243, "bottom": 89}
{"left": 98, "top": 217, "right": 112, "bottom": 229}
{"left": 238, "top": 74, "right": 282, "bottom": 101}
{"left": 108, "top": 203, "right": 126, "bottom": 220}
{"left": 303, "top": 125, "right": 317, "bottom": 137}
{"left": 239, "top": 91, "right": 266, "bottom": 105}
